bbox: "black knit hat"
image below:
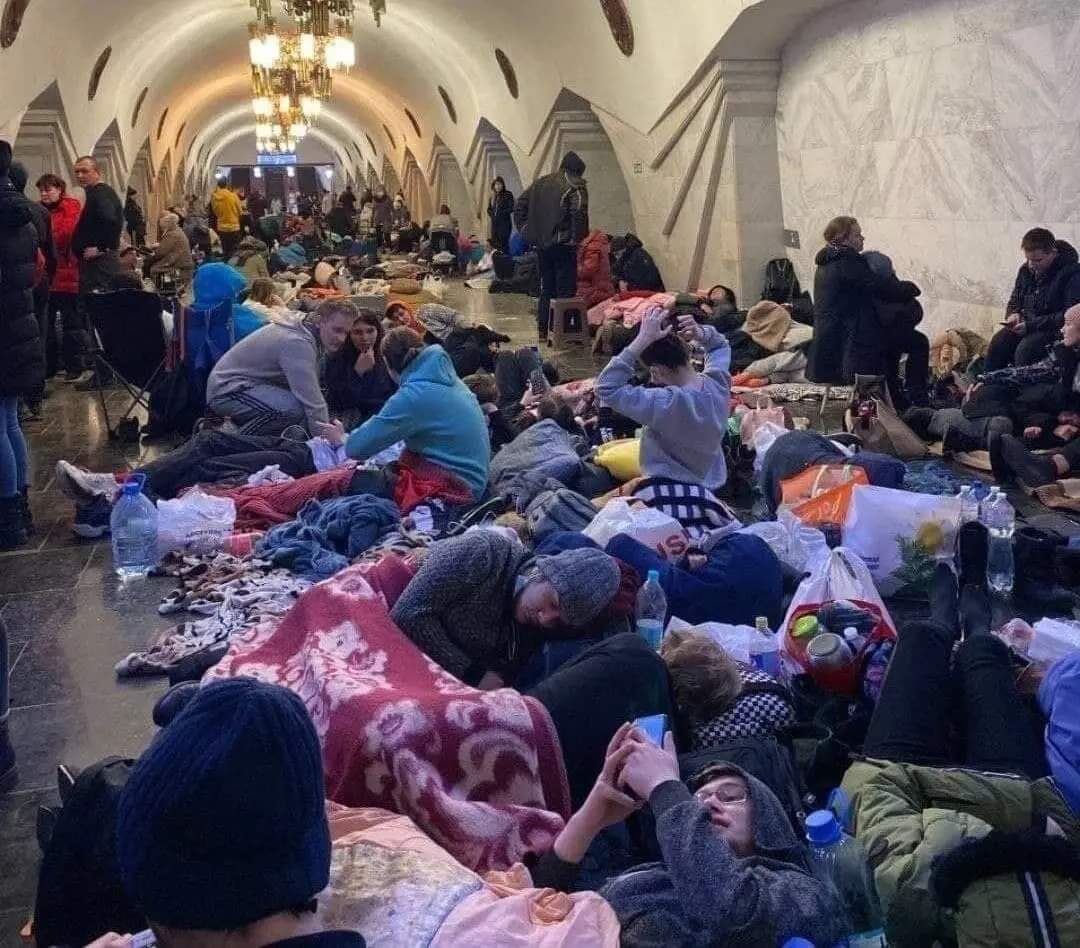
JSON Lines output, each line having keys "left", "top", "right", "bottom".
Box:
{"left": 0, "top": 140, "right": 12, "bottom": 177}
{"left": 116, "top": 678, "right": 331, "bottom": 929}
{"left": 560, "top": 151, "right": 586, "bottom": 176}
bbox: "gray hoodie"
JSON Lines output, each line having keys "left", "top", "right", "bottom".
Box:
{"left": 535, "top": 765, "right": 847, "bottom": 947}
{"left": 205, "top": 320, "right": 328, "bottom": 432}
{"left": 596, "top": 324, "right": 731, "bottom": 490}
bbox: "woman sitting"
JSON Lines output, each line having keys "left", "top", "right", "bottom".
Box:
{"left": 205, "top": 299, "right": 353, "bottom": 436}
{"left": 323, "top": 308, "right": 397, "bottom": 430}
{"left": 230, "top": 235, "right": 271, "bottom": 283}
{"left": 320, "top": 328, "right": 490, "bottom": 500}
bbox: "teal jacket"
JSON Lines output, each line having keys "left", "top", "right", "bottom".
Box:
{"left": 345, "top": 345, "right": 490, "bottom": 498}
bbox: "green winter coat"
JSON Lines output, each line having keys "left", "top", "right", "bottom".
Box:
{"left": 843, "top": 759, "right": 1080, "bottom": 947}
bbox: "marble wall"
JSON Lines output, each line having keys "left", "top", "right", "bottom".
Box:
{"left": 776, "top": 0, "right": 1080, "bottom": 340}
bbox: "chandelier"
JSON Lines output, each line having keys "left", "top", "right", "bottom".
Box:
{"left": 249, "top": 1, "right": 360, "bottom": 72}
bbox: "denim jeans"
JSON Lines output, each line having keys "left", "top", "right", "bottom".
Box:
{"left": 0, "top": 396, "right": 28, "bottom": 497}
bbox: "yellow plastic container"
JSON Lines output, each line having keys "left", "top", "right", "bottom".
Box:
{"left": 594, "top": 438, "right": 642, "bottom": 482}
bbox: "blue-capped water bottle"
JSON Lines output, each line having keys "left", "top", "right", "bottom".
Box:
{"left": 110, "top": 474, "right": 158, "bottom": 579}
{"left": 635, "top": 569, "right": 667, "bottom": 650}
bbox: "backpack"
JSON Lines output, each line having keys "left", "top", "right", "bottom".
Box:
{"left": 679, "top": 736, "right": 806, "bottom": 832}
{"left": 33, "top": 758, "right": 144, "bottom": 947}
{"left": 525, "top": 488, "right": 597, "bottom": 541}
{"left": 761, "top": 258, "right": 802, "bottom": 304}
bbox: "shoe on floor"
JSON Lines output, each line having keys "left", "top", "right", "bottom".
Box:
{"left": 942, "top": 424, "right": 981, "bottom": 455}
{"left": 999, "top": 434, "right": 1057, "bottom": 488}
{"left": 55, "top": 460, "right": 121, "bottom": 504}
{"left": 74, "top": 372, "right": 108, "bottom": 392}
{"left": 72, "top": 494, "right": 112, "bottom": 539}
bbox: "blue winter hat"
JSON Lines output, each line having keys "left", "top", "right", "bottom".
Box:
{"left": 115, "top": 678, "right": 331, "bottom": 930}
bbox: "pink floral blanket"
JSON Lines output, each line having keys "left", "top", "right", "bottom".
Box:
{"left": 205, "top": 562, "right": 571, "bottom": 871}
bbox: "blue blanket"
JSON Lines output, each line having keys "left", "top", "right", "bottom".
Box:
{"left": 259, "top": 494, "right": 401, "bottom": 580}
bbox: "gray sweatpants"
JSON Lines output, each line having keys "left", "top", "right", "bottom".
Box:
{"left": 207, "top": 384, "right": 308, "bottom": 437}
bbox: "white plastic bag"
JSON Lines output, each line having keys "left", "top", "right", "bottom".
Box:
{"left": 739, "top": 509, "right": 828, "bottom": 574}
{"left": 780, "top": 546, "right": 894, "bottom": 640}
{"left": 666, "top": 616, "right": 756, "bottom": 664}
{"left": 156, "top": 489, "right": 236, "bottom": 555}
{"left": 1030, "top": 618, "right": 1080, "bottom": 663}
{"left": 843, "top": 484, "right": 960, "bottom": 596}
{"left": 751, "top": 421, "right": 789, "bottom": 476}
{"left": 422, "top": 274, "right": 447, "bottom": 300}
{"left": 584, "top": 499, "right": 689, "bottom": 559}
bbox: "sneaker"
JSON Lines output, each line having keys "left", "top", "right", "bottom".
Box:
{"left": 64, "top": 369, "right": 94, "bottom": 385}
{"left": 55, "top": 461, "right": 122, "bottom": 504}
{"left": 75, "top": 372, "right": 108, "bottom": 392}
{"left": 72, "top": 494, "right": 113, "bottom": 539}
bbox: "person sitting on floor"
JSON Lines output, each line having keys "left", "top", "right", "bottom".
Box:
{"left": 984, "top": 227, "right": 1080, "bottom": 371}
{"left": 863, "top": 250, "right": 930, "bottom": 409}
{"left": 660, "top": 630, "right": 795, "bottom": 750}
{"left": 529, "top": 722, "right": 847, "bottom": 947}
{"left": 577, "top": 229, "right": 615, "bottom": 307}
{"left": 727, "top": 300, "right": 812, "bottom": 378}
{"left": 243, "top": 277, "right": 297, "bottom": 326}
{"left": 596, "top": 304, "right": 731, "bottom": 491}
{"left": 323, "top": 307, "right": 397, "bottom": 431}
{"left": 611, "top": 233, "right": 665, "bottom": 292}
{"left": 840, "top": 543, "right": 1080, "bottom": 947}
{"left": 318, "top": 327, "right": 490, "bottom": 500}
{"left": 205, "top": 299, "right": 353, "bottom": 437}
{"left": 114, "top": 678, "right": 365, "bottom": 948}
{"left": 390, "top": 530, "right": 636, "bottom": 691}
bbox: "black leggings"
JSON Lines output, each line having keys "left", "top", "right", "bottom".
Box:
{"left": 864, "top": 621, "right": 1048, "bottom": 779}
{"left": 527, "top": 633, "right": 673, "bottom": 808}
{"left": 494, "top": 347, "right": 543, "bottom": 412}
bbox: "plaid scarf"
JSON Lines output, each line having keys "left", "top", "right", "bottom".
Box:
{"left": 631, "top": 477, "right": 741, "bottom": 541}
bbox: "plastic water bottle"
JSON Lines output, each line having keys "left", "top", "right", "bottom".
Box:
{"left": 958, "top": 484, "right": 979, "bottom": 524}
{"left": 110, "top": 475, "right": 159, "bottom": 579}
{"left": 635, "top": 570, "right": 667, "bottom": 650}
{"left": 982, "top": 490, "right": 1016, "bottom": 594}
{"left": 805, "top": 810, "right": 886, "bottom": 947}
{"left": 750, "top": 616, "right": 781, "bottom": 677}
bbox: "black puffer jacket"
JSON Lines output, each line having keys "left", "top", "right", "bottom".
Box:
{"left": 1005, "top": 239, "right": 1080, "bottom": 334}
{"left": 808, "top": 245, "right": 919, "bottom": 384}
{"left": 0, "top": 177, "right": 44, "bottom": 397}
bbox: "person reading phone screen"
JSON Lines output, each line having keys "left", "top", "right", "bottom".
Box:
{"left": 529, "top": 722, "right": 846, "bottom": 947}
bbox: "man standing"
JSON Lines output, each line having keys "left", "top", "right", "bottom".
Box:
{"left": 210, "top": 177, "right": 242, "bottom": 259}
{"left": 513, "top": 151, "right": 589, "bottom": 343}
{"left": 70, "top": 156, "right": 122, "bottom": 384}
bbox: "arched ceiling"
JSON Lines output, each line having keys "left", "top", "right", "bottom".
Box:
{"left": 0, "top": 0, "right": 839, "bottom": 187}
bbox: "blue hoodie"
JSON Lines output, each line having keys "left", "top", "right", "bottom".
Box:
{"left": 345, "top": 344, "right": 490, "bottom": 498}
{"left": 1039, "top": 651, "right": 1080, "bottom": 817}
{"left": 193, "top": 263, "right": 266, "bottom": 341}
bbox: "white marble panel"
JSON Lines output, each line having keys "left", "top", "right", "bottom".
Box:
{"left": 949, "top": 219, "right": 1016, "bottom": 307}
{"left": 989, "top": 24, "right": 1062, "bottom": 129}
{"left": 885, "top": 44, "right": 998, "bottom": 138}
{"left": 858, "top": 2, "right": 909, "bottom": 63}
{"left": 965, "top": 128, "right": 1038, "bottom": 220}
{"left": 954, "top": 0, "right": 1076, "bottom": 44}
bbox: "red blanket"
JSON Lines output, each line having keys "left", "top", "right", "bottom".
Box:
{"left": 393, "top": 449, "right": 474, "bottom": 513}
{"left": 204, "top": 464, "right": 358, "bottom": 530}
{"left": 205, "top": 562, "right": 570, "bottom": 872}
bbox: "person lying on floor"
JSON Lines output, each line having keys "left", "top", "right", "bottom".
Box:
{"left": 205, "top": 299, "right": 353, "bottom": 438}
{"left": 840, "top": 530, "right": 1080, "bottom": 947}
{"left": 316, "top": 328, "right": 490, "bottom": 501}
{"left": 660, "top": 628, "right": 794, "bottom": 750}
{"left": 596, "top": 305, "right": 731, "bottom": 492}
{"left": 413, "top": 302, "right": 513, "bottom": 379}
{"left": 529, "top": 722, "right": 847, "bottom": 948}
{"left": 113, "top": 678, "right": 365, "bottom": 948}
{"left": 322, "top": 307, "right": 397, "bottom": 431}
{"left": 389, "top": 530, "right": 636, "bottom": 690}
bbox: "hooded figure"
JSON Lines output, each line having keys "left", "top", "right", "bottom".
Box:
{"left": 230, "top": 234, "right": 270, "bottom": 283}
{"left": 390, "top": 530, "right": 626, "bottom": 686}
{"left": 576, "top": 229, "right": 614, "bottom": 307}
{"left": 193, "top": 263, "right": 266, "bottom": 340}
{"left": 612, "top": 232, "right": 665, "bottom": 292}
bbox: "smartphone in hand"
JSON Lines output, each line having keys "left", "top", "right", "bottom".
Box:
{"left": 633, "top": 713, "right": 669, "bottom": 747}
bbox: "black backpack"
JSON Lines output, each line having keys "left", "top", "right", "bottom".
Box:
{"left": 761, "top": 258, "right": 802, "bottom": 304}
{"left": 33, "top": 758, "right": 145, "bottom": 947}
{"left": 679, "top": 736, "right": 806, "bottom": 832}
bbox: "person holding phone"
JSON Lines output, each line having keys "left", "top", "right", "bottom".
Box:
{"left": 530, "top": 722, "right": 846, "bottom": 947}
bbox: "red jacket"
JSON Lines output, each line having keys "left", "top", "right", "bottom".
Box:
{"left": 577, "top": 229, "right": 614, "bottom": 308}
{"left": 46, "top": 195, "right": 82, "bottom": 293}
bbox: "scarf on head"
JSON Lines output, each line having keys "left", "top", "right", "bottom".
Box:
{"left": 743, "top": 301, "right": 792, "bottom": 353}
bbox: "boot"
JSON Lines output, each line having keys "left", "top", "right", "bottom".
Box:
{"left": 929, "top": 562, "right": 960, "bottom": 638}
{"left": 942, "top": 424, "right": 982, "bottom": 455}
{"left": 0, "top": 495, "right": 27, "bottom": 551}
{"left": 998, "top": 434, "right": 1057, "bottom": 487}
{"left": 18, "top": 486, "right": 33, "bottom": 536}
{"left": 902, "top": 406, "right": 935, "bottom": 439}
{"left": 959, "top": 583, "right": 992, "bottom": 639}
{"left": 956, "top": 520, "right": 989, "bottom": 589}
{"left": 1014, "top": 527, "right": 1080, "bottom": 612}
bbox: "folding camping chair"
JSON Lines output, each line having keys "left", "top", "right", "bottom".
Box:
{"left": 85, "top": 289, "right": 170, "bottom": 441}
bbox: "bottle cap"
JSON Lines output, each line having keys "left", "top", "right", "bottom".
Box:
{"left": 805, "top": 809, "right": 842, "bottom": 845}
{"left": 755, "top": 616, "right": 769, "bottom": 631}
{"left": 843, "top": 626, "right": 858, "bottom": 641}
{"left": 647, "top": 569, "right": 660, "bottom": 584}
{"left": 121, "top": 480, "right": 142, "bottom": 496}
{"left": 781, "top": 940, "right": 816, "bottom": 948}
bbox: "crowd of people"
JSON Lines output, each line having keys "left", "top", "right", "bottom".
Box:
{"left": 2, "top": 131, "right": 1080, "bottom": 948}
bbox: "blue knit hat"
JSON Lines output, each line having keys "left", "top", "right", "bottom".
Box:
{"left": 115, "top": 678, "right": 331, "bottom": 930}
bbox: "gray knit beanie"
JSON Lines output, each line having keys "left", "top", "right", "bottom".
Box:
{"left": 534, "top": 548, "right": 620, "bottom": 627}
